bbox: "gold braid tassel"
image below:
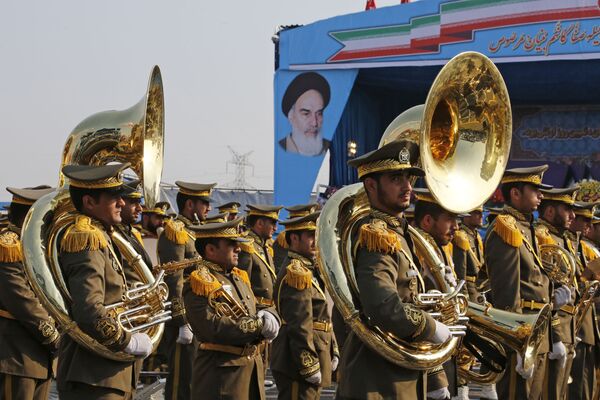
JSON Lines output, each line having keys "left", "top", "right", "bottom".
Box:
{"left": 358, "top": 220, "right": 401, "bottom": 254}
{"left": 0, "top": 231, "right": 23, "bottom": 263}
{"left": 453, "top": 230, "right": 471, "bottom": 252}
{"left": 61, "top": 216, "right": 108, "bottom": 253}
{"left": 131, "top": 227, "right": 144, "bottom": 247}
{"left": 493, "top": 215, "right": 523, "bottom": 248}
{"left": 285, "top": 260, "right": 312, "bottom": 290}
{"left": 238, "top": 240, "right": 255, "bottom": 254}
{"left": 190, "top": 267, "right": 222, "bottom": 297}
{"left": 582, "top": 241, "right": 599, "bottom": 262}
{"left": 232, "top": 267, "right": 251, "bottom": 285}
{"left": 163, "top": 219, "right": 189, "bottom": 245}
{"left": 535, "top": 226, "right": 556, "bottom": 246}
{"left": 276, "top": 232, "right": 288, "bottom": 249}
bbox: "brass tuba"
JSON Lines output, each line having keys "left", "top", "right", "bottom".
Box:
{"left": 21, "top": 66, "right": 168, "bottom": 362}
{"left": 317, "top": 52, "right": 512, "bottom": 369}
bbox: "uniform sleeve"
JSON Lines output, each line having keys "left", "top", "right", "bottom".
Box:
{"left": 0, "top": 261, "right": 60, "bottom": 349}
{"left": 355, "top": 247, "right": 436, "bottom": 341}
{"left": 278, "top": 279, "right": 320, "bottom": 377}
{"left": 60, "top": 249, "right": 131, "bottom": 352}
{"left": 157, "top": 235, "right": 186, "bottom": 326}
{"left": 485, "top": 231, "right": 521, "bottom": 312}
{"left": 182, "top": 281, "right": 264, "bottom": 345}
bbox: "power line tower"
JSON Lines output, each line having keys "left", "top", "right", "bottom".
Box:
{"left": 225, "top": 146, "right": 255, "bottom": 189}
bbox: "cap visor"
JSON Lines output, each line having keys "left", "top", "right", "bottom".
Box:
{"left": 408, "top": 167, "right": 425, "bottom": 177}
{"left": 232, "top": 237, "right": 252, "bottom": 243}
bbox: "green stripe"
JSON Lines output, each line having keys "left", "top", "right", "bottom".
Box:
{"left": 442, "top": 0, "right": 529, "bottom": 13}
{"left": 332, "top": 14, "right": 439, "bottom": 41}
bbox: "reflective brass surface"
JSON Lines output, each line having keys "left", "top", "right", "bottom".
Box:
{"left": 539, "top": 244, "right": 577, "bottom": 287}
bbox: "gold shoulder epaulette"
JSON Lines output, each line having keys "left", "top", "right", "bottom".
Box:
{"left": 131, "top": 227, "right": 144, "bottom": 247}
{"left": 190, "top": 266, "right": 222, "bottom": 296}
{"left": 60, "top": 215, "right": 108, "bottom": 253}
{"left": 534, "top": 225, "right": 556, "bottom": 246}
{"left": 285, "top": 259, "right": 312, "bottom": 290}
{"left": 493, "top": 215, "right": 523, "bottom": 248}
{"left": 163, "top": 219, "right": 189, "bottom": 245}
{"left": 276, "top": 232, "right": 288, "bottom": 249}
{"left": 582, "top": 241, "right": 599, "bottom": 262}
{"left": 238, "top": 238, "right": 255, "bottom": 254}
{"left": 453, "top": 230, "right": 471, "bottom": 251}
{"left": 0, "top": 230, "right": 22, "bottom": 263}
{"left": 357, "top": 219, "right": 401, "bottom": 254}
{"left": 232, "top": 267, "right": 251, "bottom": 285}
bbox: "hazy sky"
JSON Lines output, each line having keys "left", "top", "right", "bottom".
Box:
{"left": 0, "top": 0, "right": 400, "bottom": 201}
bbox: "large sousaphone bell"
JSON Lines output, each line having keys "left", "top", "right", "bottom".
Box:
{"left": 317, "top": 52, "right": 516, "bottom": 370}
{"left": 21, "top": 66, "right": 168, "bottom": 362}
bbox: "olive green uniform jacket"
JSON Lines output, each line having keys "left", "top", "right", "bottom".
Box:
{"left": 452, "top": 226, "right": 483, "bottom": 301}
{"left": 577, "top": 236, "right": 600, "bottom": 345}
{"left": 183, "top": 260, "right": 279, "bottom": 400}
{"left": 0, "top": 225, "right": 59, "bottom": 380}
{"left": 238, "top": 230, "right": 278, "bottom": 309}
{"left": 56, "top": 215, "right": 136, "bottom": 393}
{"left": 337, "top": 210, "right": 437, "bottom": 400}
{"left": 271, "top": 251, "right": 339, "bottom": 387}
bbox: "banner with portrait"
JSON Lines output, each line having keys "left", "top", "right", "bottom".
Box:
{"left": 273, "top": 69, "right": 357, "bottom": 207}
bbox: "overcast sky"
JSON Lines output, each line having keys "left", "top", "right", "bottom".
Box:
{"left": 0, "top": 0, "right": 400, "bottom": 201}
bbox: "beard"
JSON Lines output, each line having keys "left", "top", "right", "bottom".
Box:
{"left": 290, "top": 129, "right": 323, "bottom": 156}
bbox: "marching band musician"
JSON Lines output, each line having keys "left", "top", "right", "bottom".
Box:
{"left": 141, "top": 201, "right": 170, "bottom": 266}
{"left": 453, "top": 207, "right": 484, "bottom": 302}
{"left": 337, "top": 140, "right": 454, "bottom": 400}
{"left": 157, "top": 181, "right": 215, "bottom": 400}
{"left": 183, "top": 217, "right": 280, "bottom": 400}
{"left": 271, "top": 211, "right": 339, "bottom": 399}
{"left": 535, "top": 187, "right": 579, "bottom": 400}
{"left": 217, "top": 202, "right": 241, "bottom": 221}
{"left": 484, "top": 166, "right": 570, "bottom": 400}
{"left": 0, "top": 186, "right": 59, "bottom": 400}
{"left": 57, "top": 163, "right": 153, "bottom": 400}
{"left": 273, "top": 204, "right": 318, "bottom": 273}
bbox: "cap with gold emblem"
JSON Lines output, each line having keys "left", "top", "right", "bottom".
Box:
{"left": 204, "top": 212, "right": 229, "bottom": 224}
{"left": 246, "top": 204, "right": 283, "bottom": 221}
{"left": 285, "top": 203, "right": 318, "bottom": 219}
{"left": 143, "top": 201, "right": 171, "bottom": 216}
{"left": 188, "top": 217, "right": 250, "bottom": 243}
{"left": 540, "top": 186, "right": 578, "bottom": 206}
{"left": 348, "top": 140, "right": 424, "bottom": 179}
{"left": 573, "top": 202, "right": 598, "bottom": 219}
{"left": 62, "top": 163, "right": 130, "bottom": 192}
{"left": 217, "top": 202, "right": 241, "bottom": 215}
{"left": 175, "top": 181, "right": 217, "bottom": 201}
{"left": 6, "top": 185, "right": 54, "bottom": 206}
{"left": 501, "top": 165, "right": 552, "bottom": 189}
{"left": 122, "top": 179, "right": 142, "bottom": 200}
{"left": 280, "top": 211, "right": 320, "bottom": 233}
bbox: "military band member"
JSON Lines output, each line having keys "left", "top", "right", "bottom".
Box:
{"left": 271, "top": 211, "right": 339, "bottom": 399}
{"left": 273, "top": 204, "right": 318, "bottom": 273}
{"left": 453, "top": 207, "right": 484, "bottom": 302}
{"left": 217, "top": 202, "right": 241, "bottom": 221}
{"left": 57, "top": 163, "right": 153, "bottom": 400}
{"left": 485, "top": 165, "right": 569, "bottom": 400}
{"left": 141, "top": 201, "right": 170, "bottom": 266}
{"left": 337, "top": 140, "right": 454, "bottom": 400}
{"left": 204, "top": 212, "right": 229, "bottom": 224}
{"left": 183, "top": 218, "right": 280, "bottom": 400}
{"left": 157, "top": 181, "right": 215, "bottom": 400}
{"left": 0, "top": 186, "right": 59, "bottom": 400}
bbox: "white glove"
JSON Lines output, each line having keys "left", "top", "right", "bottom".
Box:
{"left": 516, "top": 353, "right": 534, "bottom": 380}
{"left": 258, "top": 310, "right": 280, "bottom": 340}
{"left": 427, "top": 387, "right": 450, "bottom": 399}
{"left": 176, "top": 324, "right": 193, "bottom": 345}
{"left": 548, "top": 341, "right": 567, "bottom": 368}
{"left": 444, "top": 268, "right": 457, "bottom": 288}
{"left": 553, "top": 286, "right": 572, "bottom": 309}
{"left": 124, "top": 332, "right": 153, "bottom": 358}
{"left": 429, "top": 320, "right": 452, "bottom": 344}
{"left": 331, "top": 355, "right": 339, "bottom": 372}
{"left": 305, "top": 370, "right": 322, "bottom": 385}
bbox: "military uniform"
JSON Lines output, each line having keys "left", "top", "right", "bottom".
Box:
{"left": 338, "top": 141, "right": 442, "bottom": 400}
{"left": 271, "top": 212, "right": 339, "bottom": 399}
{"left": 57, "top": 163, "right": 144, "bottom": 400}
{"left": 157, "top": 181, "right": 215, "bottom": 400}
{"left": 485, "top": 166, "right": 553, "bottom": 400}
{"left": 183, "top": 218, "right": 280, "bottom": 400}
{"left": 453, "top": 220, "right": 483, "bottom": 302}
{"left": 273, "top": 204, "right": 318, "bottom": 273}
{"left": 217, "top": 202, "right": 241, "bottom": 222}
{"left": 0, "top": 186, "right": 59, "bottom": 400}
{"left": 141, "top": 201, "right": 171, "bottom": 266}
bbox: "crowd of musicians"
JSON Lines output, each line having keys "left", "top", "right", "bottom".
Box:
{"left": 2, "top": 139, "right": 600, "bottom": 400}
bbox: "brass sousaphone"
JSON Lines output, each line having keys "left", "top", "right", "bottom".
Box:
{"left": 21, "top": 66, "right": 169, "bottom": 362}
{"left": 317, "top": 52, "right": 516, "bottom": 370}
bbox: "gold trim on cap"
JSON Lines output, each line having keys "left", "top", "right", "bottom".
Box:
{"left": 194, "top": 227, "right": 240, "bottom": 239}
{"left": 247, "top": 210, "right": 279, "bottom": 220}
{"left": 179, "top": 188, "right": 212, "bottom": 197}
{"left": 415, "top": 193, "right": 437, "bottom": 205}
{"left": 10, "top": 196, "right": 35, "bottom": 206}
{"left": 218, "top": 207, "right": 238, "bottom": 214}
{"left": 125, "top": 192, "right": 142, "bottom": 200}
{"left": 543, "top": 193, "right": 574, "bottom": 205}
{"left": 68, "top": 176, "right": 123, "bottom": 189}
{"left": 501, "top": 174, "right": 542, "bottom": 186}
{"left": 283, "top": 221, "right": 317, "bottom": 232}
{"left": 357, "top": 159, "right": 413, "bottom": 179}
{"left": 288, "top": 211, "right": 312, "bottom": 218}
{"left": 575, "top": 209, "right": 594, "bottom": 218}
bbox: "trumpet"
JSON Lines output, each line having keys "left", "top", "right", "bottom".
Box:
{"left": 106, "top": 270, "right": 172, "bottom": 333}
{"left": 415, "top": 281, "right": 469, "bottom": 337}
{"left": 153, "top": 257, "right": 203, "bottom": 275}
{"left": 575, "top": 279, "right": 600, "bottom": 335}
{"left": 208, "top": 285, "right": 249, "bottom": 319}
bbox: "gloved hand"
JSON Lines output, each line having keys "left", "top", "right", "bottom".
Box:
{"left": 258, "top": 310, "right": 280, "bottom": 340}
{"left": 516, "top": 353, "right": 534, "bottom": 379}
{"left": 305, "top": 370, "right": 322, "bottom": 386}
{"left": 444, "top": 267, "right": 457, "bottom": 288}
{"left": 429, "top": 320, "right": 452, "bottom": 344}
{"left": 548, "top": 341, "right": 567, "bottom": 368}
{"left": 176, "top": 324, "right": 194, "bottom": 345}
{"left": 427, "top": 387, "right": 450, "bottom": 399}
{"left": 553, "top": 286, "right": 572, "bottom": 309}
{"left": 331, "top": 355, "right": 339, "bottom": 372}
{"left": 124, "top": 332, "right": 153, "bottom": 358}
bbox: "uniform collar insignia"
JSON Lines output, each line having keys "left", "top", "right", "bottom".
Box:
{"left": 370, "top": 208, "right": 402, "bottom": 228}
{"left": 177, "top": 214, "right": 194, "bottom": 227}
{"left": 198, "top": 258, "right": 226, "bottom": 273}
{"left": 248, "top": 230, "right": 265, "bottom": 247}
{"left": 288, "top": 250, "right": 314, "bottom": 266}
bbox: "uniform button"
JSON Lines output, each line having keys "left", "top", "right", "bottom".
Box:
{"left": 263, "top": 273, "right": 267, "bottom": 277}
{"left": 542, "top": 297, "right": 547, "bottom": 302}
{"left": 247, "top": 295, "right": 251, "bottom": 299}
